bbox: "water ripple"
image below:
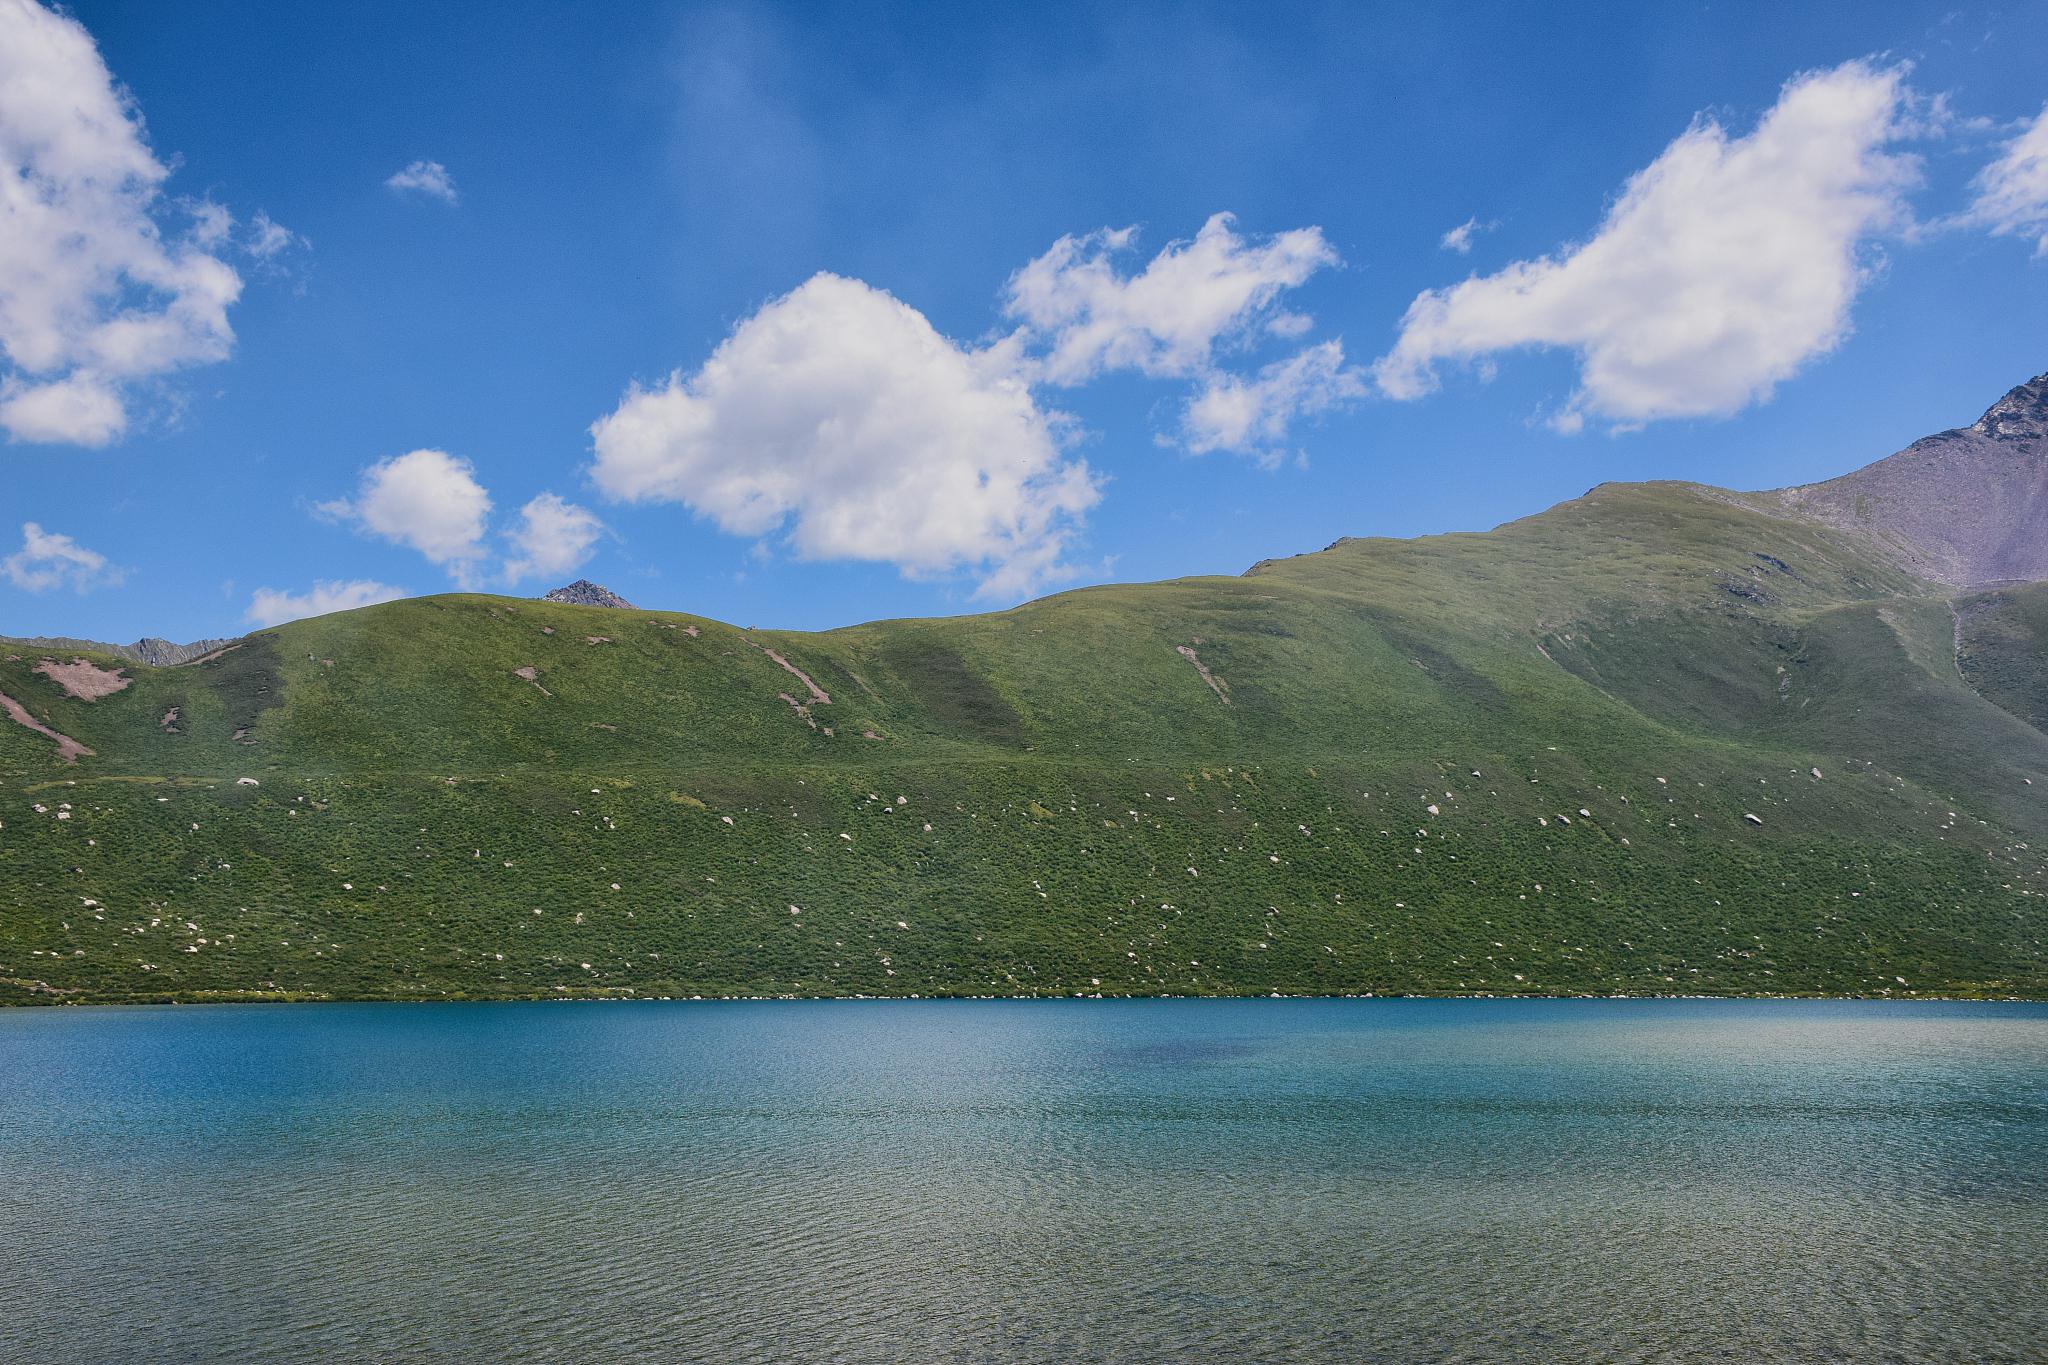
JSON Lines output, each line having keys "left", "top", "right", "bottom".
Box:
{"left": 0, "top": 998, "right": 2042, "bottom": 1363}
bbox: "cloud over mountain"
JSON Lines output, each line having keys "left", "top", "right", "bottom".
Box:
{"left": 591, "top": 273, "right": 1100, "bottom": 600}
{"left": 3, "top": 521, "right": 120, "bottom": 592}
{"left": 246, "top": 579, "right": 406, "bottom": 627}
{"left": 321, "top": 448, "right": 603, "bottom": 589}
{"left": 1374, "top": 60, "right": 1921, "bottom": 430}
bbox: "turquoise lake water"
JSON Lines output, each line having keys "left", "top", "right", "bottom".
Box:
{"left": 1, "top": 998, "right": 2042, "bottom": 1363}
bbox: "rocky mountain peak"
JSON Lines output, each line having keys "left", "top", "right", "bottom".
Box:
{"left": 127, "top": 636, "right": 232, "bottom": 667}
{"left": 541, "top": 580, "right": 635, "bottom": 609}
{"left": 1972, "top": 372, "right": 2048, "bottom": 442}
{"left": 1768, "top": 368, "right": 2048, "bottom": 588}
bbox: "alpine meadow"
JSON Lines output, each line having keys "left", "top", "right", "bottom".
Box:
{"left": 5, "top": 377, "right": 2046, "bottom": 1006}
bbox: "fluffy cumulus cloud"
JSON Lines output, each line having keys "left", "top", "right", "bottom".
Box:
{"left": 1182, "top": 341, "right": 1368, "bottom": 462}
{"left": 245, "top": 579, "right": 406, "bottom": 627}
{"left": 0, "top": 0, "right": 295, "bottom": 447}
{"left": 2, "top": 521, "right": 120, "bottom": 592}
{"left": 320, "top": 448, "right": 493, "bottom": 585}
{"left": 1003, "top": 212, "right": 1340, "bottom": 385}
{"left": 587, "top": 218, "right": 1373, "bottom": 595}
{"left": 0, "top": 373, "right": 125, "bottom": 445}
{"left": 321, "top": 449, "right": 605, "bottom": 588}
{"left": 1963, "top": 104, "right": 2048, "bottom": 255}
{"left": 503, "top": 492, "right": 606, "bottom": 584}
{"left": 591, "top": 273, "right": 1099, "bottom": 599}
{"left": 995, "top": 212, "right": 1367, "bottom": 459}
{"left": 385, "top": 159, "right": 458, "bottom": 204}
{"left": 1374, "top": 60, "right": 1920, "bottom": 430}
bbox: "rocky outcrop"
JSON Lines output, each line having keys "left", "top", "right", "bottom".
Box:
{"left": 1768, "top": 373, "right": 2048, "bottom": 587}
{"left": 541, "top": 580, "right": 635, "bottom": 609}
{"left": 1973, "top": 374, "right": 2048, "bottom": 443}
{"left": 129, "top": 636, "right": 233, "bottom": 667}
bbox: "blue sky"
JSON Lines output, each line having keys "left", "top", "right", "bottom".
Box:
{"left": 4, "top": 0, "right": 2046, "bottom": 643}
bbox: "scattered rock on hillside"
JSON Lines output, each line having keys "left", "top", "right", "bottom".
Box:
{"left": 542, "top": 580, "right": 635, "bottom": 609}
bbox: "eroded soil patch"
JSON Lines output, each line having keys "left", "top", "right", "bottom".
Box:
{"left": 1176, "top": 643, "right": 1230, "bottom": 704}
{"left": 0, "top": 689, "right": 94, "bottom": 762}
{"left": 35, "top": 657, "right": 131, "bottom": 700}
{"left": 749, "top": 641, "right": 831, "bottom": 703}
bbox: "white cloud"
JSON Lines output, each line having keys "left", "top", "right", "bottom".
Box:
{"left": 2, "top": 520, "right": 120, "bottom": 592}
{"left": 0, "top": 0, "right": 246, "bottom": 446}
{"left": 503, "top": 492, "right": 606, "bottom": 584}
{"left": 1963, "top": 104, "right": 2048, "bottom": 255}
{"left": 996, "top": 212, "right": 1365, "bottom": 455}
{"left": 1374, "top": 59, "right": 1920, "bottom": 429}
{"left": 177, "top": 200, "right": 301, "bottom": 263}
{"left": 1003, "top": 212, "right": 1340, "bottom": 384}
{"left": 0, "top": 373, "right": 124, "bottom": 445}
{"left": 591, "top": 272, "right": 1099, "bottom": 599}
{"left": 587, "top": 215, "right": 1361, "bottom": 594}
{"left": 321, "top": 448, "right": 492, "bottom": 585}
{"left": 1181, "top": 340, "right": 1368, "bottom": 463}
{"left": 1439, "top": 217, "right": 1493, "bottom": 254}
{"left": 324, "top": 453, "right": 606, "bottom": 590}
{"left": 245, "top": 579, "right": 405, "bottom": 627}
{"left": 385, "top": 159, "right": 458, "bottom": 204}
{"left": 186, "top": 199, "right": 233, "bottom": 248}
{"left": 245, "top": 209, "right": 301, "bottom": 260}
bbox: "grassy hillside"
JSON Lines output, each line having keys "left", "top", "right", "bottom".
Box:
{"left": 3, "top": 482, "right": 2044, "bottom": 1004}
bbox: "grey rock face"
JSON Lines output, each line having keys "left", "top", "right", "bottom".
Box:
{"left": 127, "top": 636, "right": 233, "bottom": 666}
{"left": 541, "top": 580, "right": 635, "bottom": 609}
{"left": 1974, "top": 374, "right": 2048, "bottom": 442}
{"left": 1768, "top": 372, "right": 2048, "bottom": 587}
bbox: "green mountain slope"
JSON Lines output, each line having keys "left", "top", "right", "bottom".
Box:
{"left": 4, "top": 384, "right": 2046, "bottom": 1004}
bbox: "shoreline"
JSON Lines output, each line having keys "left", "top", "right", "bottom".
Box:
{"left": 5, "top": 986, "right": 2042, "bottom": 1010}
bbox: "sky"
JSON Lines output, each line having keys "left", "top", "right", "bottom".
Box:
{"left": 3, "top": 0, "right": 2046, "bottom": 644}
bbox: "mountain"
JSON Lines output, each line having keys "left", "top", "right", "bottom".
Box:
{"left": 1768, "top": 373, "right": 2048, "bottom": 586}
{"left": 542, "top": 580, "right": 635, "bottom": 609}
{"left": 2, "top": 377, "right": 2045, "bottom": 1005}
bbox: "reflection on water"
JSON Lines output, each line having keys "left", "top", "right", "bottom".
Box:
{"left": 1, "top": 997, "right": 2042, "bottom": 1363}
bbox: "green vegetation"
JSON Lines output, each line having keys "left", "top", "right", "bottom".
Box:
{"left": 3, "top": 481, "right": 2044, "bottom": 1004}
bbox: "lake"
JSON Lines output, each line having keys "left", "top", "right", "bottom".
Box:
{"left": 1, "top": 998, "right": 2042, "bottom": 1362}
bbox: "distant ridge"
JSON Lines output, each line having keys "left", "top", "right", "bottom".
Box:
{"left": 541, "top": 580, "right": 634, "bottom": 609}
{"left": 1, "top": 634, "right": 231, "bottom": 667}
